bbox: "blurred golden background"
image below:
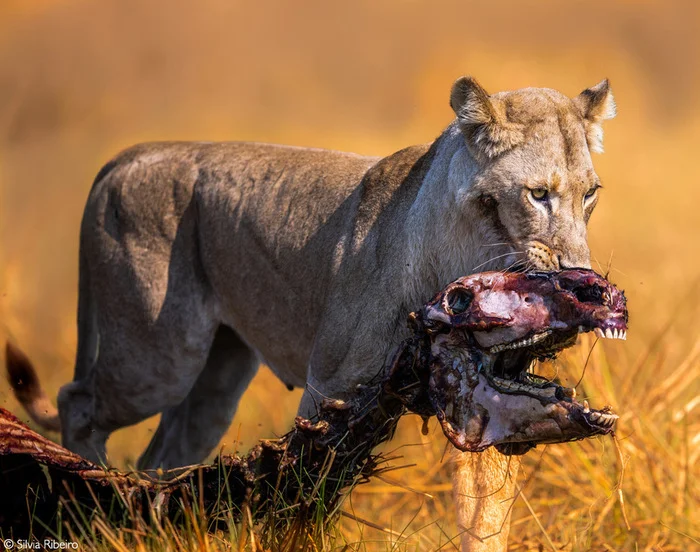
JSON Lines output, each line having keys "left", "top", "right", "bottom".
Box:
{"left": 1, "top": 0, "right": 698, "bottom": 550}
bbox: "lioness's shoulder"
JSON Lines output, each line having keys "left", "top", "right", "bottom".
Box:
{"left": 353, "top": 142, "right": 437, "bottom": 236}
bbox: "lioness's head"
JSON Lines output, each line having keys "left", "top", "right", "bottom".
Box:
{"left": 449, "top": 77, "right": 616, "bottom": 271}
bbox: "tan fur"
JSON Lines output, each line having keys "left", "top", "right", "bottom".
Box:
{"left": 452, "top": 448, "right": 521, "bottom": 551}
{"left": 8, "top": 77, "right": 614, "bottom": 550}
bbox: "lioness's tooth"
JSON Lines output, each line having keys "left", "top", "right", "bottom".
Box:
{"left": 621, "top": 331, "right": 627, "bottom": 340}
{"left": 589, "top": 412, "right": 602, "bottom": 422}
{"left": 583, "top": 400, "right": 590, "bottom": 413}
{"left": 612, "top": 328, "right": 619, "bottom": 339}
{"left": 605, "top": 328, "right": 614, "bottom": 339}
{"left": 595, "top": 328, "right": 605, "bottom": 339}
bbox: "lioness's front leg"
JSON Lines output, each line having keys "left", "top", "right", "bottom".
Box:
{"left": 452, "top": 448, "right": 520, "bottom": 552}
{"left": 299, "top": 275, "right": 410, "bottom": 418}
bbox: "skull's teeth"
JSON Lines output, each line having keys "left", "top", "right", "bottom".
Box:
{"left": 489, "top": 331, "right": 552, "bottom": 353}
{"left": 595, "top": 327, "right": 627, "bottom": 340}
{"left": 588, "top": 410, "right": 618, "bottom": 427}
{"left": 491, "top": 377, "right": 564, "bottom": 399}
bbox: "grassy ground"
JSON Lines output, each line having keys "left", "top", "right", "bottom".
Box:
{"left": 1, "top": 1, "right": 699, "bottom": 550}
{"left": 12, "top": 325, "right": 698, "bottom": 551}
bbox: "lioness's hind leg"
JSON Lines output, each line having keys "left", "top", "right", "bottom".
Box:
{"left": 137, "top": 325, "right": 259, "bottom": 471}
{"left": 57, "top": 319, "right": 217, "bottom": 465}
{"left": 58, "top": 290, "right": 219, "bottom": 465}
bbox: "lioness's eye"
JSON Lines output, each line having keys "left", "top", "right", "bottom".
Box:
{"left": 585, "top": 186, "right": 598, "bottom": 200}
{"left": 530, "top": 188, "right": 548, "bottom": 201}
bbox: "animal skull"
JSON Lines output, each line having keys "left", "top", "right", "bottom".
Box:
{"left": 391, "top": 269, "right": 628, "bottom": 455}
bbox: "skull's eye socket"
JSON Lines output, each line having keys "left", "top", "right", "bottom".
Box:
{"left": 446, "top": 288, "right": 473, "bottom": 314}
{"left": 571, "top": 284, "right": 604, "bottom": 304}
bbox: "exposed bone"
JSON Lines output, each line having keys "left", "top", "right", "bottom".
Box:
{"left": 490, "top": 330, "right": 552, "bottom": 353}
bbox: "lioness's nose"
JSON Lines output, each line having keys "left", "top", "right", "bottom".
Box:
{"left": 558, "top": 254, "right": 591, "bottom": 270}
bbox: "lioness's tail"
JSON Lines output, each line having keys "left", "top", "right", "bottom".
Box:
{"left": 5, "top": 342, "right": 61, "bottom": 431}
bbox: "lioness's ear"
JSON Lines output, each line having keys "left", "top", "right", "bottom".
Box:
{"left": 574, "top": 79, "right": 616, "bottom": 154}
{"left": 450, "top": 76, "right": 524, "bottom": 160}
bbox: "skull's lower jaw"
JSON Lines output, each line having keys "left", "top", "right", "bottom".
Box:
{"left": 430, "top": 336, "right": 619, "bottom": 453}
{"left": 437, "top": 372, "right": 618, "bottom": 453}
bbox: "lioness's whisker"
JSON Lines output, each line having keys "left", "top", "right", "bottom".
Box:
{"left": 479, "top": 242, "right": 513, "bottom": 248}
{"left": 471, "top": 251, "right": 524, "bottom": 273}
{"left": 498, "top": 257, "right": 530, "bottom": 276}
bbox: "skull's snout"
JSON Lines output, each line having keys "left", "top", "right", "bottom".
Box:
{"left": 555, "top": 270, "right": 628, "bottom": 336}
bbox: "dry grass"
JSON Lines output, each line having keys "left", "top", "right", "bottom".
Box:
{"left": 1, "top": 0, "right": 699, "bottom": 550}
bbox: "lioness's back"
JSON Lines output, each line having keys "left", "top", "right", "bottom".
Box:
{"left": 82, "top": 141, "right": 380, "bottom": 382}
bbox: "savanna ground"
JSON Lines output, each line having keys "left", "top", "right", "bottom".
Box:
{"left": 0, "top": 1, "right": 698, "bottom": 550}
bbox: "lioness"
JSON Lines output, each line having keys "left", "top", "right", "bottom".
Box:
{"left": 8, "top": 76, "right": 614, "bottom": 548}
